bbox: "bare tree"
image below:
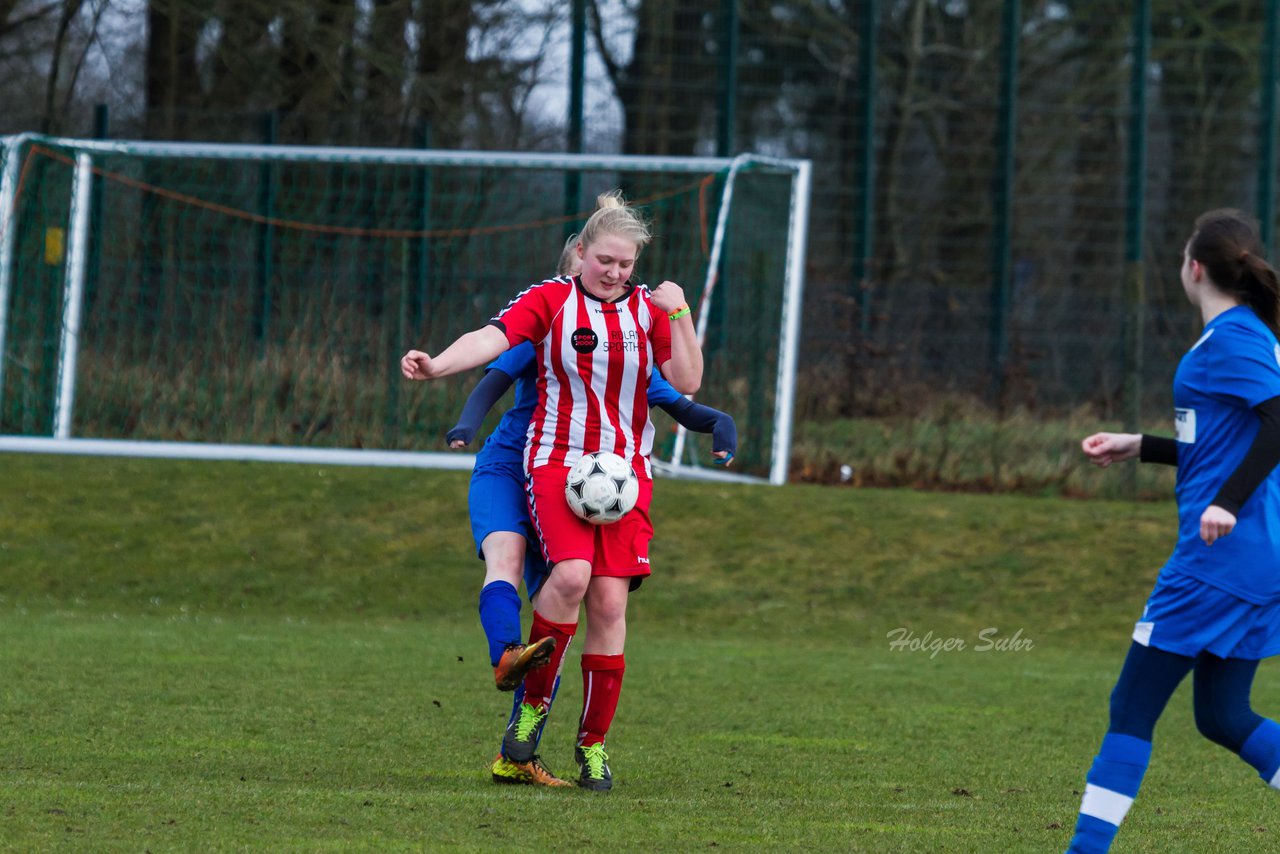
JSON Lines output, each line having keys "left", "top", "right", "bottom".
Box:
{"left": 590, "top": 0, "right": 718, "bottom": 156}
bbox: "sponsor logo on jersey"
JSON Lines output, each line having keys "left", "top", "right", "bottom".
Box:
{"left": 604, "top": 329, "right": 640, "bottom": 353}
{"left": 571, "top": 327, "right": 599, "bottom": 353}
{"left": 1175, "top": 407, "right": 1196, "bottom": 444}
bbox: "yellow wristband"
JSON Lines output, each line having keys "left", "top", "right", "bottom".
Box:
{"left": 669, "top": 305, "right": 691, "bottom": 321}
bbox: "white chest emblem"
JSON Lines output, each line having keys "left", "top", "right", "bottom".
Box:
{"left": 1175, "top": 408, "right": 1196, "bottom": 444}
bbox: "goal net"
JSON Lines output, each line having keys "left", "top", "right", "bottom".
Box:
{"left": 0, "top": 135, "right": 809, "bottom": 484}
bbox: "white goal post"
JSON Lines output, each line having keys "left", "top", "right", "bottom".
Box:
{"left": 0, "top": 134, "right": 810, "bottom": 484}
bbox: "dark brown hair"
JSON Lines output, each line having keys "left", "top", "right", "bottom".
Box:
{"left": 1187, "top": 208, "right": 1280, "bottom": 335}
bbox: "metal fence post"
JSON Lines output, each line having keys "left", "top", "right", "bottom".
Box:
{"left": 255, "top": 110, "right": 278, "bottom": 348}
{"left": 717, "top": 0, "right": 739, "bottom": 157}
{"left": 1124, "top": 0, "right": 1151, "bottom": 495}
{"left": 1259, "top": 0, "right": 1278, "bottom": 251}
{"left": 853, "top": 0, "right": 878, "bottom": 337}
{"left": 565, "top": 0, "right": 587, "bottom": 234}
{"left": 988, "top": 0, "right": 1019, "bottom": 400}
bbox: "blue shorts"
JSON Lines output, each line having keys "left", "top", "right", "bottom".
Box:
{"left": 468, "top": 459, "right": 549, "bottom": 601}
{"left": 1133, "top": 567, "right": 1280, "bottom": 660}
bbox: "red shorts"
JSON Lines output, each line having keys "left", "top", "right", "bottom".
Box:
{"left": 526, "top": 465, "right": 654, "bottom": 578}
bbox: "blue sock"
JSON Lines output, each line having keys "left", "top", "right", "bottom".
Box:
{"left": 478, "top": 581, "right": 522, "bottom": 667}
{"left": 1066, "top": 733, "right": 1152, "bottom": 854}
{"left": 1240, "top": 719, "right": 1280, "bottom": 788}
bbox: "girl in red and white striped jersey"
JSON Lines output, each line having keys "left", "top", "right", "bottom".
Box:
{"left": 400, "top": 191, "right": 702, "bottom": 789}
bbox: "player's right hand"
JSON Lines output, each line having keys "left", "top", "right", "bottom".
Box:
{"left": 1081, "top": 432, "right": 1140, "bottom": 467}
{"left": 401, "top": 350, "right": 434, "bottom": 380}
{"left": 649, "top": 280, "right": 687, "bottom": 315}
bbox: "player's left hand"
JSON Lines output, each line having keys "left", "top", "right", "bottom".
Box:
{"left": 1200, "top": 504, "right": 1237, "bottom": 545}
{"left": 649, "top": 280, "right": 688, "bottom": 315}
{"left": 712, "top": 450, "right": 733, "bottom": 467}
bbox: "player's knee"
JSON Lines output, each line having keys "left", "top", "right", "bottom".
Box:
{"left": 545, "top": 559, "right": 591, "bottom": 600}
{"left": 587, "top": 593, "right": 627, "bottom": 628}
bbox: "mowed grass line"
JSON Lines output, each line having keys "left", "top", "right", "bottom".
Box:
{"left": 1, "top": 454, "right": 1279, "bottom": 850}
{"left": 3, "top": 611, "right": 1278, "bottom": 852}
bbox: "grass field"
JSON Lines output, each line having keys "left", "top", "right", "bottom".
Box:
{"left": 1, "top": 454, "right": 1278, "bottom": 852}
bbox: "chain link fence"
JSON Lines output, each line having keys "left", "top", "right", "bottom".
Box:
{"left": 4, "top": 1, "right": 1276, "bottom": 488}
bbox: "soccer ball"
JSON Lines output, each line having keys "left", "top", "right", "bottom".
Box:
{"left": 564, "top": 451, "right": 640, "bottom": 525}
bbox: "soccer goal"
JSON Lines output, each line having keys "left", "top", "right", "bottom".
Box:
{"left": 0, "top": 134, "right": 810, "bottom": 484}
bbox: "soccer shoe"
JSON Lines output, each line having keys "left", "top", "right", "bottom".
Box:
{"left": 490, "top": 754, "right": 531, "bottom": 784}
{"left": 575, "top": 742, "right": 612, "bottom": 792}
{"left": 517, "top": 756, "right": 573, "bottom": 787}
{"left": 501, "top": 702, "right": 550, "bottom": 763}
{"left": 493, "top": 637, "right": 556, "bottom": 691}
{"left": 490, "top": 754, "right": 572, "bottom": 787}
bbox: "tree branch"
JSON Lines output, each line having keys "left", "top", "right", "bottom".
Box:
{"left": 586, "top": 0, "right": 623, "bottom": 90}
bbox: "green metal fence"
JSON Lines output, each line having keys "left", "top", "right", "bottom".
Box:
{"left": 6, "top": 1, "right": 1280, "bottom": 481}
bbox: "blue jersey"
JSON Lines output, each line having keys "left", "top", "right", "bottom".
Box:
{"left": 1166, "top": 305, "right": 1280, "bottom": 604}
{"left": 473, "top": 342, "right": 682, "bottom": 469}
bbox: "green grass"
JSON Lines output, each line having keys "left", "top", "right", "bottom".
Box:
{"left": 1, "top": 454, "right": 1277, "bottom": 851}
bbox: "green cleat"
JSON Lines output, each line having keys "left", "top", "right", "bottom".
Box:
{"left": 501, "top": 701, "right": 549, "bottom": 764}
{"left": 575, "top": 742, "right": 612, "bottom": 792}
{"left": 490, "top": 754, "right": 531, "bottom": 784}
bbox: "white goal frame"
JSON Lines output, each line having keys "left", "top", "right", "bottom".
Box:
{"left": 0, "top": 134, "right": 810, "bottom": 485}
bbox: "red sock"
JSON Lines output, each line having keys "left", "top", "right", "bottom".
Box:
{"left": 521, "top": 611, "right": 576, "bottom": 708}
{"left": 578, "top": 653, "right": 626, "bottom": 747}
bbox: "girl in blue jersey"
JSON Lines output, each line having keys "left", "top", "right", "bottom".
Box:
{"left": 1065, "top": 209, "right": 1280, "bottom": 853}
{"left": 452, "top": 238, "right": 736, "bottom": 786}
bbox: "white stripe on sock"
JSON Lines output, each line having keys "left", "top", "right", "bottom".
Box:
{"left": 1080, "top": 783, "right": 1134, "bottom": 826}
{"left": 578, "top": 671, "right": 594, "bottom": 742}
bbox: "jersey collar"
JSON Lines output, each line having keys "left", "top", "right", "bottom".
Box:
{"left": 574, "top": 275, "right": 635, "bottom": 304}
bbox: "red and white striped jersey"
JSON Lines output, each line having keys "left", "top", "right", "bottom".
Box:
{"left": 490, "top": 276, "right": 673, "bottom": 477}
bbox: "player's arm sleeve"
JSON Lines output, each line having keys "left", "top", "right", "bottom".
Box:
{"left": 645, "top": 370, "right": 681, "bottom": 408}
{"left": 1207, "top": 323, "right": 1280, "bottom": 407}
{"left": 445, "top": 369, "right": 515, "bottom": 446}
{"left": 489, "top": 284, "right": 552, "bottom": 346}
{"left": 649, "top": 302, "right": 674, "bottom": 367}
{"left": 1139, "top": 435, "right": 1178, "bottom": 466}
{"left": 1210, "top": 395, "right": 1280, "bottom": 515}
{"left": 658, "top": 398, "right": 738, "bottom": 456}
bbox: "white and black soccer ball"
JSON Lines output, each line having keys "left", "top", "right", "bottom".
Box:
{"left": 564, "top": 451, "right": 640, "bottom": 525}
